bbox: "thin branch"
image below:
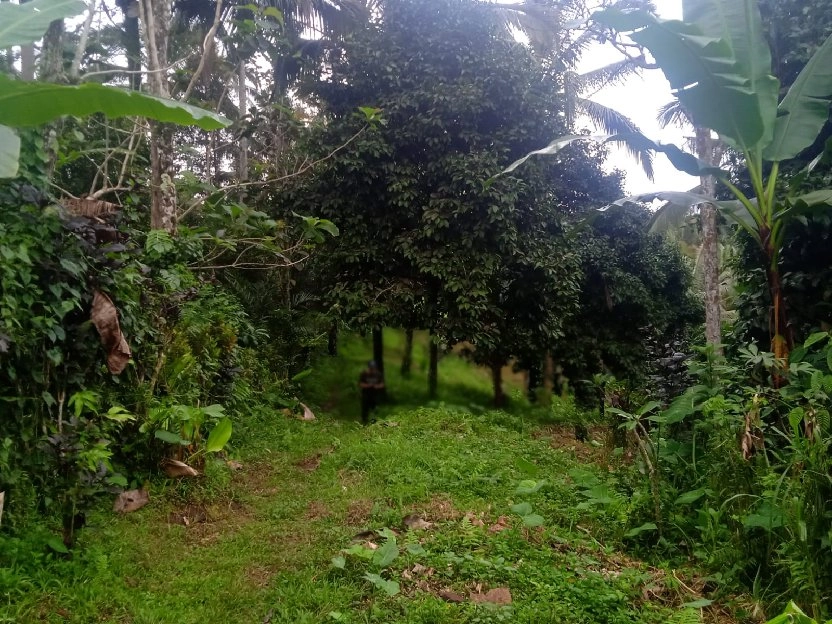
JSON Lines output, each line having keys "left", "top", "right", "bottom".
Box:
{"left": 70, "top": 0, "right": 98, "bottom": 79}
{"left": 178, "top": 124, "right": 369, "bottom": 221}
{"left": 182, "top": 0, "right": 224, "bottom": 101}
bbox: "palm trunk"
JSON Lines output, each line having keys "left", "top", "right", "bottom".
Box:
{"left": 401, "top": 328, "right": 413, "bottom": 377}
{"left": 696, "top": 127, "right": 722, "bottom": 354}
{"left": 428, "top": 331, "right": 438, "bottom": 399}
{"left": 140, "top": 0, "right": 176, "bottom": 233}
{"left": 40, "top": 20, "right": 65, "bottom": 81}
{"left": 237, "top": 60, "right": 248, "bottom": 185}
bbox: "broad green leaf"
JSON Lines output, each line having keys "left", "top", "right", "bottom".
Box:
{"left": 0, "top": 126, "right": 20, "bottom": 177}
{"left": 680, "top": 598, "right": 713, "bottom": 608}
{"left": 511, "top": 502, "right": 533, "bottom": 516}
{"left": 405, "top": 542, "right": 425, "bottom": 555}
{"left": 201, "top": 404, "right": 226, "bottom": 418}
{"left": 675, "top": 488, "right": 707, "bottom": 505}
{"left": 363, "top": 573, "right": 399, "bottom": 596}
{"left": 764, "top": 31, "right": 832, "bottom": 162}
{"left": 522, "top": 513, "right": 545, "bottom": 528}
{"left": 331, "top": 555, "right": 346, "bottom": 569}
{"left": 804, "top": 332, "right": 830, "bottom": 349}
{"left": 372, "top": 539, "right": 399, "bottom": 569}
{"left": 205, "top": 417, "right": 232, "bottom": 452}
{"left": 515, "top": 479, "right": 546, "bottom": 494}
{"left": 291, "top": 368, "right": 313, "bottom": 382}
{"left": 594, "top": 8, "right": 765, "bottom": 150}
{"left": 684, "top": 0, "right": 779, "bottom": 149}
{"left": 0, "top": 0, "right": 86, "bottom": 48}
{"left": 0, "top": 75, "right": 230, "bottom": 130}
{"left": 624, "top": 522, "right": 658, "bottom": 538}
{"left": 46, "top": 535, "right": 70, "bottom": 554}
{"left": 154, "top": 430, "right": 189, "bottom": 446}
{"left": 104, "top": 406, "right": 135, "bottom": 422}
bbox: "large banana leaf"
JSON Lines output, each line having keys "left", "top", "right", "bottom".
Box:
{"left": 0, "top": 76, "right": 230, "bottom": 178}
{"left": 682, "top": 0, "right": 779, "bottom": 150}
{"left": 763, "top": 31, "right": 832, "bottom": 162}
{"left": 0, "top": 126, "right": 21, "bottom": 178}
{"left": 0, "top": 0, "right": 87, "bottom": 48}
{"left": 499, "top": 131, "right": 725, "bottom": 179}
{"left": 0, "top": 75, "right": 229, "bottom": 129}
{"left": 594, "top": 8, "right": 765, "bottom": 151}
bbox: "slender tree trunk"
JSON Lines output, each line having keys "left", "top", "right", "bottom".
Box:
{"left": 696, "top": 127, "right": 722, "bottom": 354}
{"left": 372, "top": 327, "right": 384, "bottom": 374}
{"left": 527, "top": 360, "right": 541, "bottom": 403}
{"left": 140, "top": 0, "right": 176, "bottom": 233}
{"left": 543, "top": 351, "right": 554, "bottom": 394}
{"left": 401, "top": 327, "right": 413, "bottom": 377}
{"left": 428, "top": 331, "right": 438, "bottom": 400}
{"left": 70, "top": 0, "right": 97, "bottom": 80}
{"left": 491, "top": 361, "right": 505, "bottom": 407}
{"left": 237, "top": 60, "right": 248, "bottom": 184}
{"left": 40, "top": 20, "right": 65, "bottom": 81}
{"left": 122, "top": 0, "right": 142, "bottom": 90}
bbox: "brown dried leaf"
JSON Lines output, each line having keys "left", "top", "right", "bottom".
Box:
{"left": 471, "top": 587, "right": 512, "bottom": 605}
{"left": 227, "top": 460, "right": 244, "bottom": 471}
{"left": 163, "top": 459, "right": 199, "bottom": 478}
{"left": 403, "top": 513, "right": 434, "bottom": 531}
{"left": 488, "top": 515, "right": 509, "bottom": 533}
{"left": 113, "top": 488, "right": 149, "bottom": 513}
{"left": 463, "top": 512, "right": 485, "bottom": 527}
{"left": 438, "top": 589, "right": 465, "bottom": 603}
{"left": 63, "top": 197, "right": 119, "bottom": 217}
{"left": 90, "top": 290, "right": 131, "bottom": 374}
{"left": 299, "top": 403, "right": 316, "bottom": 421}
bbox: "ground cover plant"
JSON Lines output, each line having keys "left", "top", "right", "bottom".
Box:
{"left": 1, "top": 334, "right": 741, "bottom": 623}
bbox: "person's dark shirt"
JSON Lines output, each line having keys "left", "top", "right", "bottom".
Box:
{"left": 359, "top": 368, "right": 384, "bottom": 388}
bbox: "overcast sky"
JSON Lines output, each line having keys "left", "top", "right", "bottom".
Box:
{"left": 577, "top": 0, "right": 698, "bottom": 194}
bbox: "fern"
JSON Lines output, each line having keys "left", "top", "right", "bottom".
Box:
{"left": 668, "top": 608, "right": 703, "bottom": 624}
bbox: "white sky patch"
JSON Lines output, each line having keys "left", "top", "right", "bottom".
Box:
{"left": 577, "top": 0, "right": 698, "bottom": 194}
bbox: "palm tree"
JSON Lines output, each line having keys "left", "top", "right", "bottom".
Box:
{"left": 484, "top": 0, "right": 655, "bottom": 179}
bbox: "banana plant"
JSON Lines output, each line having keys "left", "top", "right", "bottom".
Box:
{"left": 0, "top": 0, "right": 230, "bottom": 178}
{"left": 502, "top": 0, "right": 832, "bottom": 366}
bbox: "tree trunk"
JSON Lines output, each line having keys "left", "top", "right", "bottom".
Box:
{"left": 428, "top": 331, "right": 438, "bottom": 400}
{"left": 401, "top": 327, "right": 413, "bottom": 377}
{"left": 527, "top": 360, "right": 541, "bottom": 402}
{"left": 140, "top": 0, "right": 176, "bottom": 233}
{"left": 372, "top": 327, "right": 384, "bottom": 374}
{"left": 764, "top": 245, "right": 793, "bottom": 368}
{"left": 491, "top": 361, "right": 505, "bottom": 407}
{"left": 123, "top": 0, "right": 142, "bottom": 90}
{"left": 40, "top": 20, "right": 65, "bottom": 81}
{"left": 237, "top": 60, "right": 248, "bottom": 184}
{"left": 696, "top": 127, "right": 723, "bottom": 354}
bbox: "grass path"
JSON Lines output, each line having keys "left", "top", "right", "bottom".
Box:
{"left": 2, "top": 333, "right": 719, "bottom": 623}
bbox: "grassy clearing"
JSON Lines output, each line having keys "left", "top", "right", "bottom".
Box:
{"left": 2, "top": 332, "right": 726, "bottom": 623}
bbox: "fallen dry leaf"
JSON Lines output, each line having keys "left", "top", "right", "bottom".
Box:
{"left": 438, "top": 589, "right": 465, "bottom": 603}
{"left": 488, "top": 515, "right": 509, "bottom": 533}
{"left": 471, "top": 587, "right": 512, "bottom": 605}
{"left": 163, "top": 459, "right": 199, "bottom": 478}
{"left": 403, "top": 513, "right": 434, "bottom": 531}
{"left": 113, "top": 488, "right": 149, "bottom": 513}
{"left": 91, "top": 290, "right": 131, "bottom": 374}
{"left": 300, "top": 403, "right": 316, "bottom": 421}
{"left": 463, "top": 512, "right": 484, "bottom": 527}
{"left": 227, "top": 460, "right": 244, "bottom": 471}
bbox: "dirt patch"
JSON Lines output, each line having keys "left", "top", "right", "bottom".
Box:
{"left": 167, "top": 504, "right": 209, "bottom": 526}
{"left": 346, "top": 499, "right": 374, "bottom": 525}
{"left": 305, "top": 500, "right": 330, "bottom": 520}
{"left": 533, "top": 425, "right": 613, "bottom": 464}
{"left": 235, "top": 460, "right": 280, "bottom": 496}
{"left": 243, "top": 564, "right": 274, "bottom": 589}
{"left": 294, "top": 454, "right": 322, "bottom": 472}
{"left": 338, "top": 468, "right": 364, "bottom": 488}
{"left": 408, "top": 494, "right": 461, "bottom": 523}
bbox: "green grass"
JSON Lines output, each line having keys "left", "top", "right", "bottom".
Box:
{"left": 1, "top": 332, "right": 712, "bottom": 623}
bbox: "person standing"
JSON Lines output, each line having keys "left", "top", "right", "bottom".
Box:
{"left": 358, "top": 360, "right": 385, "bottom": 424}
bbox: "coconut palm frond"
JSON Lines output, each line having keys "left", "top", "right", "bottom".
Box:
{"left": 657, "top": 99, "right": 690, "bottom": 130}
{"left": 485, "top": 2, "right": 563, "bottom": 58}
{"left": 647, "top": 196, "right": 700, "bottom": 237}
{"left": 575, "top": 58, "right": 639, "bottom": 92}
{"left": 577, "top": 98, "right": 654, "bottom": 180}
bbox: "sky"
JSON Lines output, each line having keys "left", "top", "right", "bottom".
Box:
{"left": 577, "top": 0, "right": 699, "bottom": 195}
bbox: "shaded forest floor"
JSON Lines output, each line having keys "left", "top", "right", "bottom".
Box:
{"left": 2, "top": 333, "right": 742, "bottom": 623}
